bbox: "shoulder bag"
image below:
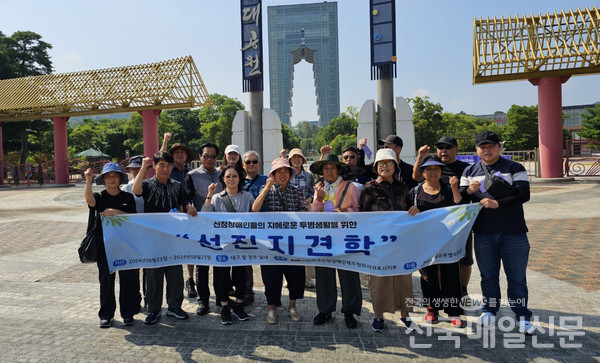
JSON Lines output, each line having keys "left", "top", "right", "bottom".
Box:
{"left": 481, "top": 161, "right": 517, "bottom": 199}
{"left": 78, "top": 208, "right": 102, "bottom": 263}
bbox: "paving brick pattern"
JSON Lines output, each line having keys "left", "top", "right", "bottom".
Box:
{"left": 1, "top": 184, "right": 599, "bottom": 362}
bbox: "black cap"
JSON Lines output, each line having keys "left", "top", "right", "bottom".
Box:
{"left": 378, "top": 135, "right": 403, "bottom": 148}
{"left": 475, "top": 131, "right": 500, "bottom": 146}
{"left": 435, "top": 136, "right": 457, "bottom": 148}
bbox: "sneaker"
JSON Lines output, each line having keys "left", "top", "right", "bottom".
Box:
{"left": 185, "top": 278, "right": 198, "bottom": 298}
{"left": 518, "top": 320, "right": 536, "bottom": 335}
{"left": 477, "top": 312, "right": 496, "bottom": 327}
{"left": 232, "top": 303, "right": 249, "bottom": 321}
{"left": 371, "top": 317, "right": 384, "bottom": 332}
{"left": 287, "top": 307, "right": 302, "bottom": 322}
{"left": 196, "top": 300, "right": 209, "bottom": 316}
{"left": 220, "top": 306, "right": 233, "bottom": 325}
{"left": 99, "top": 318, "right": 113, "bottom": 328}
{"left": 313, "top": 312, "right": 333, "bottom": 325}
{"left": 123, "top": 317, "right": 135, "bottom": 326}
{"left": 166, "top": 308, "right": 189, "bottom": 320}
{"left": 425, "top": 307, "right": 439, "bottom": 324}
{"left": 145, "top": 312, "right": 161, "bottom": 325}
{"left": 400, "top": 317, "right": 418, "bottom": 334}
{"left": 344, "top": 312, "right": 358, "bottom": 329}
{"left": 451, "top": 317, "right": 465, "bottom": 328}
{"left": 305, "top": 279, "right": 315, "bottom": 288}
{"left": 266, "top": 309, "right": 277, "bottom": 324}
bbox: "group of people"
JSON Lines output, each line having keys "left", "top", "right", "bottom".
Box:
{"left": 85, "top": 130, "right": 536, "bottom": 335}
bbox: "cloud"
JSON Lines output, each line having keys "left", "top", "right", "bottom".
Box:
{"left": 411, "top": 88, "right": 430, "bottom": 98}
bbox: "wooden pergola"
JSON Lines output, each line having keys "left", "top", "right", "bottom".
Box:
{"left": 472, "top": 6, "right": 600, "bottom": 178}
{"left": 0, "top": 56, "right": 211, "bottom": 184}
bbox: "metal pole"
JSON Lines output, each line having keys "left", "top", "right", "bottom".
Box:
{"left": 377, "top": 77, "right": 394, "bottom": 140}
{"left": 249, "top": 91, "right": 264, "bottom": 174}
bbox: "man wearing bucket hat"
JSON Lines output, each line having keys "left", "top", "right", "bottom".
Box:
{"left": 160, "top": 132, "right": 198, "bottom": 298}
{"left": 459, "top": 130, "right": 536, "bottom": 334}
{"left": 309, "top": 154, "right": 362, "bottom": 329}
{"left": 412, "top": 136, "right": 474, "bottom": 299}
{"left": 252, "top": 158, "right": 306, "bottom": 324}
{"left": 359, "top": 149, "right": 420, "bottom": 334}
{"left": 84, "top": 163, "right": 141, "bottom": 328}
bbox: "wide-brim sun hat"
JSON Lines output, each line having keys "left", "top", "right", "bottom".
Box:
{"left": 288, "top": 148, "right": 307, "bottom": 164}
{"left": 168, "top": 143, "right": 195, "bottom": 162}
{"left": 309, "top": 154, "right": 350, "bottom": 176}
{"left": 268, "top": 158, "right": 297, "bottom": 178}
{"left": 95, "top": 162, "right": 129, "bottom": 185}
{"left": 373, "top": 149, "right": 398, "bottom": 172}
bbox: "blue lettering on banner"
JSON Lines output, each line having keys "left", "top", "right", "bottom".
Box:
{"left": 404, "top": 262, "right": 417, "bottom": 270}
{"left": 216, "top": 255, "right": 229, "bottom": 262}
{"left": 113, "top": 259, "right": 126, "bottom": 267}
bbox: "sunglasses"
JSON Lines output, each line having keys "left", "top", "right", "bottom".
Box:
{"left": 202, "top": 154, "right": 217, "bottom": 159}
{"left": 343, "top": 155, "right": 356, "bottom": 160}
{"left": 245, "top": 160, "right": 259, "bottom": 165}
{"left": 437, "top": 145, "right": 454, "bottom": 150}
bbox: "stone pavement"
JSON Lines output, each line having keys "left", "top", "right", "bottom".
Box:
{"left": 0, "top": 181, "right": 599, "bottom": 362}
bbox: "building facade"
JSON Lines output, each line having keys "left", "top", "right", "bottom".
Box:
{"left": 267, "top": 2, "right": 340, "bottom": 126}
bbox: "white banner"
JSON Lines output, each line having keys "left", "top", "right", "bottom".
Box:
{"left": 102, "top": 204, "right": 481, "bottom": 276}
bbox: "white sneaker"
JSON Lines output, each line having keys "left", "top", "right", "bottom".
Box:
{"left": 518, "top": 320, "right": 536, "bottom": 335}
{"left": 266, "top": 310, "right": 277, "bottom": 324}
{"left": 477, "top": 312, "right": 496, "bottom": 327}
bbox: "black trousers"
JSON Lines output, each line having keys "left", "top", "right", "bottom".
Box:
{"left": 97, "top": 245, "right": 141, "bottom": 319}
{"left": 213, "top": 266, "right": 246, "bottom": 303}
{"left": 420, "top": 261, "right": 464, "bottom": 316}
{"left": 195, "top": 265, "right": 211, "bottom": 302}
{"left": 315, "top": 267, "right": 362, "bottom": 315}
{"left": 260, "top": 265, "right": 305, "bottom": 306}
{"left": 145, "top": 265, "right": 184, "bottom": 314}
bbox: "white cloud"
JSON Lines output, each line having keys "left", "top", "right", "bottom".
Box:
{"left": 411, "top": 88, "right": 430, "bottom": 98}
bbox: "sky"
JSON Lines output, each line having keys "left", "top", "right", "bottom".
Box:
{"left": 1, "top": 0, "right": 599, "bottom": 126}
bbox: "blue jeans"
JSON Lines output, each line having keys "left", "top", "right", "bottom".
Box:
{"left": 474, "top": 233, "right": 532, "bottom": 320}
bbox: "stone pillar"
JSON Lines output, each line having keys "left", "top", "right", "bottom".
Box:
{"left": 51, "top": 117, "right": 70, "bottom": 185}
{"left": 139, "top": 110, "right": 161, "bottom": 177}
{"left": 377, "top": 78, "right": 394, "bottom": 140}
{"left": 529, "top": 76, "right": 570, "bottom": 178}
{"left": 0, "top": 122, "right": 3, "bottom": 185}
{"left": 357, "top": 100, "right": 376, "bottom": 163}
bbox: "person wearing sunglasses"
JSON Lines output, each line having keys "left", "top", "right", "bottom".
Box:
{"left": 412, "top": 136, "right": 473, "bottom": 301}
{"left": 183, "top": 142, "right": 222, "bottom": 316}
{"left": 240, "top": 150, "right": 268, "bottom": 306}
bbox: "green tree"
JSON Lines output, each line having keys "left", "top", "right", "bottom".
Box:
{"left": 282, "top": 123, "right": 299, "bottom": 150}
{"left": 160, "top": 109, "right": 201, "bottom": 147}
{"left": 2, "top": 31, "right": 53, "bottom": 164}
{"left": 314, "top": 107, "right": 358, "bottom": 149}
{"left": 503, "top": 105, "right": 538, "bottom": 150}
{"left": 330, "top": 134, "right": 357, "bottom": 155}
{"left": 198, "top": 94, "right": 245, "bottom": 155}
{"left": 294, "top": 121, "right": 321, "bottom": 155}
{"left": 409, "top": 96, "right": 444, "bottom": 147}
{"left": 579, "top": 104, "right": 600, "bottom": 141}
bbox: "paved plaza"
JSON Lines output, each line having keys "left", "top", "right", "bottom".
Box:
{"left": 0, "top": 180, "right": 599, "bottom": 362}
